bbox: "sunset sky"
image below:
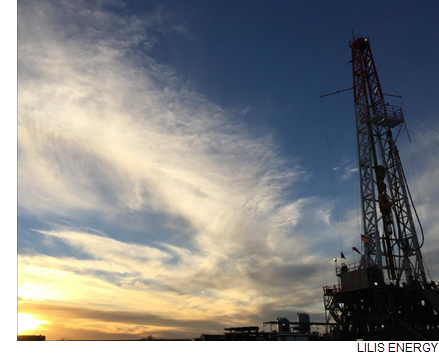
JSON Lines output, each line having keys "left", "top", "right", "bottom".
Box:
{"left": 17, "top": 0, "right": 439, "bottom": 340}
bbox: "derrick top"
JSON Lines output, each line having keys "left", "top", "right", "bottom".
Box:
{"left": 349, "top": 34, "right": 369, "bottom": 49}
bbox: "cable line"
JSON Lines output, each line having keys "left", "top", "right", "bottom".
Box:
{"left": 320, "top": 61, "right": 350, "bottom": 97}
{"left": 406, "top": 124, "right": 439, "bottom": 147}
{"left": 320, "top": 100, "right": 344, "bottom": 254}
{"left": 381, "top": 80, "right": 439, "bottom": 136}
{"left": 406, "top": 138, "right": 433, "bottom": 279}
{"left": 403, "top": 105, "right": 439, "bottom": 136}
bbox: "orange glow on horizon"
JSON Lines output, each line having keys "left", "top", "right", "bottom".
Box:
{"left": 18, "top": 313, "right": 49, "bottom": 334}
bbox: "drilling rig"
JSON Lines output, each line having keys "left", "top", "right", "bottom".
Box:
{"left": 323, "top": 35, "right": 439, "bottom": 340}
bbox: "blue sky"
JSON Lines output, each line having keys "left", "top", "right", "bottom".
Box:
{"left": 17, "top": 0, "right": 439, "bottom": 340}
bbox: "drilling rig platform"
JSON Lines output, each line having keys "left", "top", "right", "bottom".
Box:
{"left": 323, "top": 35, "right": 439, "bottom": 340}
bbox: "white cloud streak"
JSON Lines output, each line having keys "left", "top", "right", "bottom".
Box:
{"left": 18, "top": 0, "right": 303, "bottom": 247}
{"left": 18, "top": 0, "right": 325, "bottom": 318}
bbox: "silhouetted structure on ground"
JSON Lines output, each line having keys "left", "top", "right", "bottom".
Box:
{"left": 199, "top": 314, "right": 330, "bottom": 341}
{"left": 17, "top": 335, "right": 46, "bottom": 341}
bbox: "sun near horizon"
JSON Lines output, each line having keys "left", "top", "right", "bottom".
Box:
{"left": 17, "top": 313, "right": 49, "bottom": 335}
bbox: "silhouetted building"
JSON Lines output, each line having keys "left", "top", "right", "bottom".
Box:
{"left": 199, "top": 314, "right": 323, "bottom": 341}
{"left": 17, "top": 335, "right": 46, "bottom": 341}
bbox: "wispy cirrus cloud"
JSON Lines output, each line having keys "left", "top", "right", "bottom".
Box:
{"left": 18, "top": 0, "right": 302, "bottom": 231}
{"left": 18, "top": 0, "right": 329, "bottom": 338}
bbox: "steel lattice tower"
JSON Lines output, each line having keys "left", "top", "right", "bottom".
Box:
{"left": 351, "top": 35, "right": 426, "bottom": 286}
{"left": 323, "top": 35, "right": 439, "bottom": 341}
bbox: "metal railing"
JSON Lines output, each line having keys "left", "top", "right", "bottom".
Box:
{"left": 323, "top": 284, "right": 342, "bottom": 294}
{"left": 373, "top": 103, "right": 404, "bottom": 120}
{"left": 335, "top": 262, "right": 361, "bottom": 276}
{"left": 357, "top": 102, "right": 404, "bottom": 127}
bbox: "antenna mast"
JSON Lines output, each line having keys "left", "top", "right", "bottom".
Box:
{"left": 323, "top": 35, "right": 439, "bottom": 340}
{"left": 350, "top": 34, "right": 427, "bottom": 285}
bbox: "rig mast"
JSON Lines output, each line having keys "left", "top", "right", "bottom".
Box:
{"left": 323, "top": 35, "right": 439, "bottom": 340}
{"left": 352, "top": 35, "right": 425, "bottom": 285}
